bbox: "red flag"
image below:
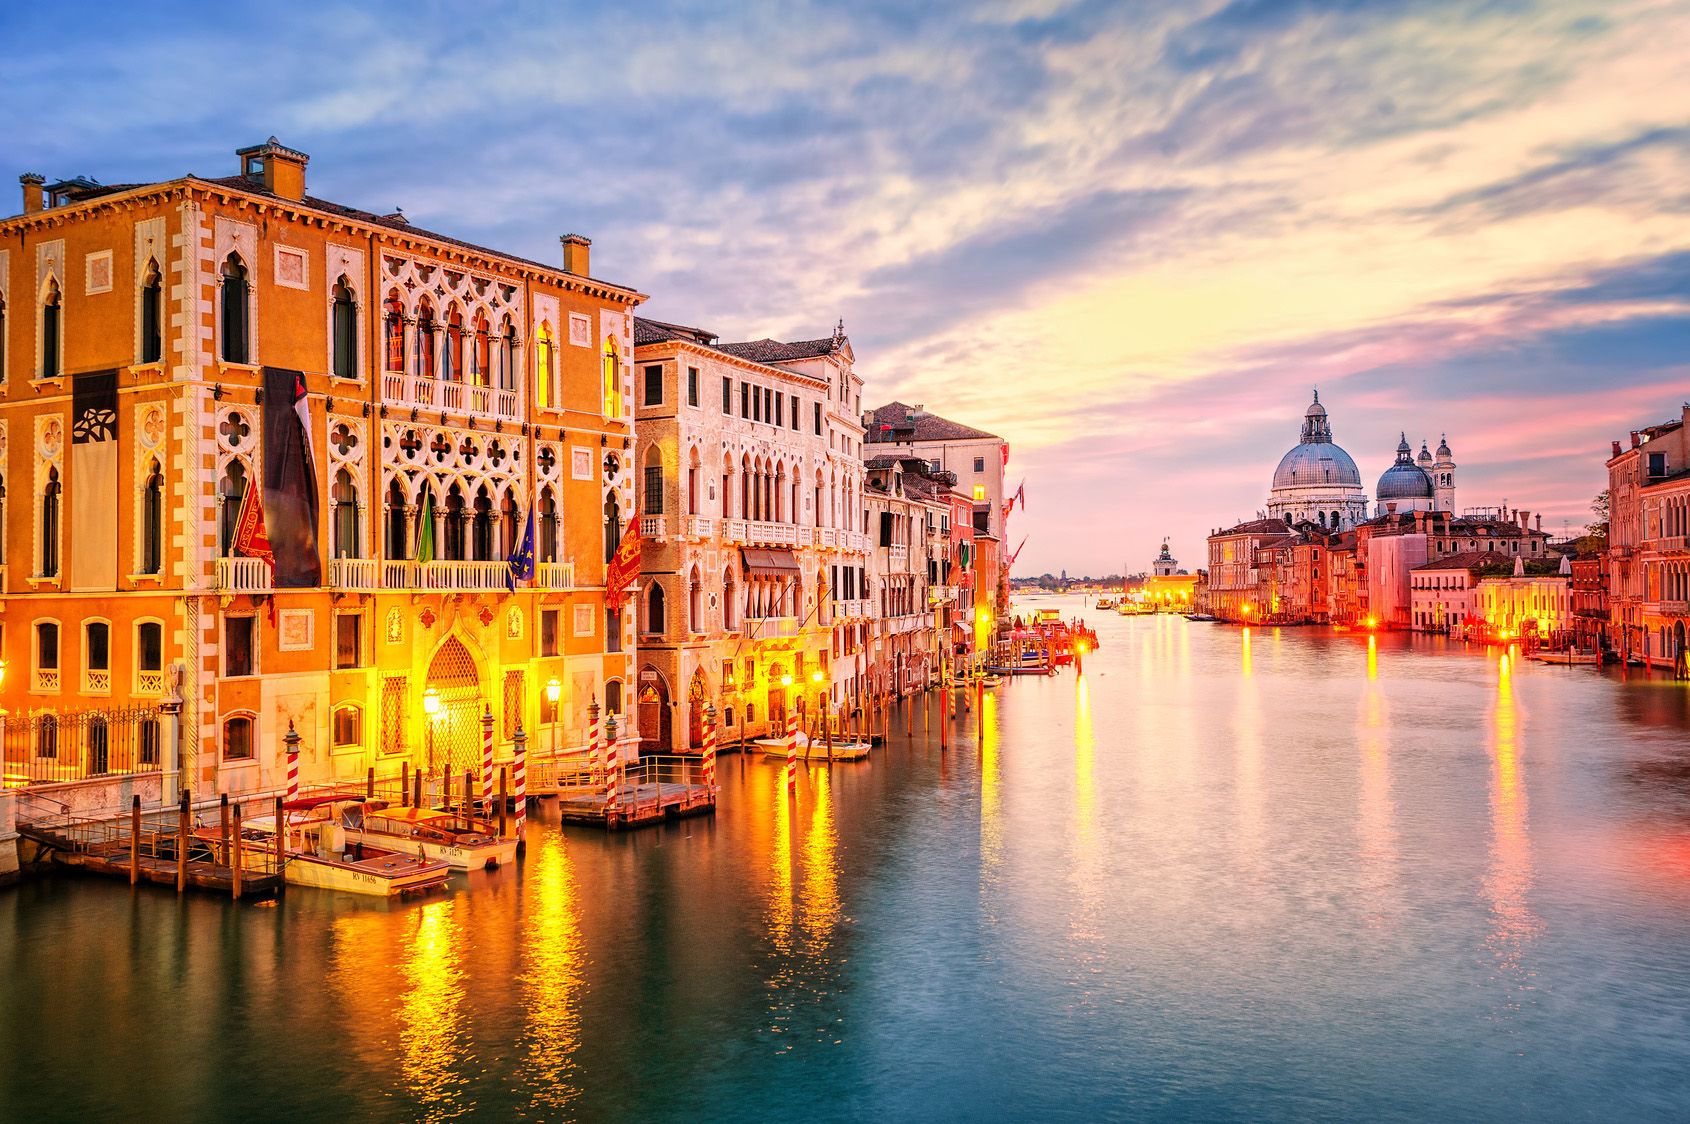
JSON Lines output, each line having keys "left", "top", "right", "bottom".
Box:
{"left": 232, "top": 483, "right": 277, "bottom": 627}
{"left": 605, "top": 512, "right": 642, "bottom": 611}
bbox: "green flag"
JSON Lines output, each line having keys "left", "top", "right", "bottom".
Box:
{"left": 414, "top": 492, "right": 435, "bottom": 564}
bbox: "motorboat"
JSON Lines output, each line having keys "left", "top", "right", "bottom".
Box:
{"left": 343, "top": 801, "right": 518, "bottom": 871}
{"left": 244, "top": 795, "right": 451, "bottom": 897}
{"left": 1530, "top": 649, "right": 1600, "bottom": 665}
{"left": 980, "top": 674, "right": 1004, "bottom": 689}
{"left": 754, "top": 731, "right": 872, "bottom": 761}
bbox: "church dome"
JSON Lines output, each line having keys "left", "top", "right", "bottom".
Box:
{"left": 1377, "top": 433, "right": 1434, "bottom": 500}
{"left": 1273, "top": 442, "right": 1362, "bottom": 489}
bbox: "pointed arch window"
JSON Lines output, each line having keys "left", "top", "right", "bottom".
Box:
{"left": 140, "top": 260, "right": 164, "bottom": 365}
{"left": 444, "top": 306, "right": 464, "bottom": 381}
{"left": 40, "top": 466, "right": 62, "bottom": 577}
{"left": 218, "top": 460, "right": 247, "bottom": 556}
{"left": 41, "top": 280, "right": 62, "bottom": 379}
{"left": 604, "top": 493, "right": 621, "bottom": 564}
{"left": 500, "top": 487, "right": 519, "bottom": 556}
{"left": 538, "top": 485, "right": 558, "bottom": 563}
{"left": 140, "top": 459, "right": 164, "bottom": 574}
{"left": 443, "top": 483, "right": 466, "bottom": 561}
{"left": 471, "top": 485, "right": 494, "bottom": 561}
{"left": 219, "top": 254, "right": 250, "bottom": 363}
{"left": 383, "top": 291, "right": 405, "bottom": 372}
{"left": 472, "top": 312, "right": 491, "bottom": 387}
{"left": 332, "top": 277, "right": 357, "bottom": 379}
{"left": 499, "top": 316, "right": 518, "bottom": 391}
{"left": 332, "top": 468, "right": 361, "bottom": 559}
{"left": 0, "top": 292, "right": 7, "bottom": 382}
{"left": 385, "top": 478, "right": 408, "bottom": 559}
{"left": 602, "top": 337, "right": 622, "bottom": 418}
{"left": 536, "top": 322, "right": 556, "bottom": 409}
{"left": 647, "top": 582, "right": 667, "bottom": 636}
{"left": 415, "top": 300, "right": 437, "bottom": 380}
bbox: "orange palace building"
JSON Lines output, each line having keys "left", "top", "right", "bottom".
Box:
{"left": 0, "top": 139, "right": 645, "bottom": 796}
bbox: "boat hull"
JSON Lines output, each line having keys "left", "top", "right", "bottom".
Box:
{"left": 754, "top": 738, "right": 872, "bottom": 761}
{"left": 283, "top": 852, "right": 450, "bottom": 897}
{"left": 342, "top": 829, "right": 517, "bottom": 871}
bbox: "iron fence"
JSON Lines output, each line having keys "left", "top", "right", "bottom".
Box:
{"left": 2, "top": 706, "right": 164, "bottom": 788}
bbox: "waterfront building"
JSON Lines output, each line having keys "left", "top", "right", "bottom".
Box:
{"left": 1605, "top": 406, "right": 1690, "bottom": 668}
{"left": 1570, "top": 553, "right": 1610, "bottom": 654}
{"left": 862, "top": 455, "right": 949, "bottom": 697}
{"left": 1409, "top": 551, "right": 1515, "bottom": 634}
{"left": 1471, "top": 555, "right": 1573, "bottom": 645}
{"left": 1266, "top": 391, "right": 1369, "bottom": 530}
{"left": 865, "top": 401, "right": 1011, "bottom": 627}
{"left": 631, "top": 317, "right": 868, "bottom": 741}
{"left": 1203, "top": 517, "right": 1294, "bottom": 621}
{"left": 0, "top": 141, "right": 643, "bottom": 794}
{"left": 1151, "top": 540, "right": 1180, "bottom": 576}
{"left": 1132, "top": 540, "right": 1200, "bottom": 610}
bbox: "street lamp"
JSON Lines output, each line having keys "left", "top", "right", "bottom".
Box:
{"left": 545, "top": 676, "right": 562, "bottom": 756}
{"left": 422, "top": 686, "right": 441, "bottom": 773}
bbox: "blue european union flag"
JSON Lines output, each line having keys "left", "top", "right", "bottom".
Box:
{"left": 507, "top": 506, "right": 536, "bottom": 593}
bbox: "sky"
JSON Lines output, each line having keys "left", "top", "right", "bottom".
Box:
{"left": 5, "top": 0, "right": 1688, "bottom": 575}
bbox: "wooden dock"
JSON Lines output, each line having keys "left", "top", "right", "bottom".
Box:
{"left": 555, "top": 778, "right": 716, "bottom": 830}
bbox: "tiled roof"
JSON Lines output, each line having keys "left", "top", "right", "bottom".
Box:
{"left": 17, "top": 172, "right": 643, "bottom": 297}
{"left": 633, "top": 316, "right": 719, "bottom": 347}
{"left": 864, "top": 401, "right": 1000, "bottom": 443}
{"left": 1215, "top": 517, "right": 1293, "bottom": 537}
{"left": 715, "top": 337, "right": 840, "bottom": 363}
{"left": 1413, "top": 550, "right": 1516, "bottom": 571}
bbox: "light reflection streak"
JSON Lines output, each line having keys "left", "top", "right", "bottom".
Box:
{"left": 518, "top": 835, "right": 584, "bottom": 1112}
{"left": 1234, "top": 627, "right": 1263, "bottom": 860}
{"left": 1485, "top": 653, "right": 1540, "bottom": 1002}
{"left": 1357, "top": 634, "right": 1397, "bottom": 924}
{"left": 1070, "top": 676, "right": 1103, "bottom": 953}
{"left": 761, "top": 761, "right": 844, "bottom": 1051}
{"left": 980, "top": 689, "right": 1002, "bottom": 887}
{"left": 397, "top": 901, "right": 470, "bottom": 1119}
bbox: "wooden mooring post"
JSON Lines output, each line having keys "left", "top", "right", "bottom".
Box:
{"left": 413, "top": 769, "right": 423, "bottom": 811}
{"left": 401, "top": 761, "right": 411, "bottom": 807}
{"left": 176, "top": 789, "right": 189, "bottom": 894}
{"left": 463, "top": 769, "right": 475, "bottom": 831}
{"left": 231, "top": 803, "right": 244, "bottom": 900}
{"left": 366, "top": 767, "right": 375, "bottom": 799}
{"left": 130, "top": 795, "right": 141, "bottom": 886}
{"left": 273, "top": 796, "right": 285, "bottom": 879}
{"left": 219, "top": 794, "right": 231, "bottom": 866}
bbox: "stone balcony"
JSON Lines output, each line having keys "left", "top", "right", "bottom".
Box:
{"left": 380, "top": 372, "right": 521, "bottom": 423}
{"left": 215, "top": 556, "right": 272, "bottom": 593}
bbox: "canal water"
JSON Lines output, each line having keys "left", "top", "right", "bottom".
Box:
{"left": 5, "top": 599, "right": 1690, "bottom": 1122}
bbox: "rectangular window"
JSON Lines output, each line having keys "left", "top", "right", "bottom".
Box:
{"left": 814, "top": 402, "right": 822, "bottom": 435}
{"left": 763, "top": 387, "right": 773, "bottom": 423}
{"left": 224, "top": 716, "right": 253, "bottom": 760}
{"left": 137, "top": 621, "right": 163, "bottom": 671}
{"left": 225, "top": 616, "right": 255, "bottom": 677}
{"left": 688, "top": 366, "right": 700, "bottom": 406}
{"left": 37, "top": 622, "right": 59, "bottom": 670}
{"left": 741, "top": 382, "right": 750, "bottom": 419}
{"left": 644, "top": 465, "right": 665, "bottom": 515}
{"left": 541, "top": 609, "right": 560, "bottom": 656}
{"left": 790, "top": 395, "right": 799, "bottom": 431}
{"left": 723, "top": 659, "right": 735, "bottom": 690}
{"left": 335, "top": 613, "right": 362, "bottom": 669}
{"left": 607, "top": 608, "right": 622, "bottom": 653}
{"left": 880, "top": 511, "right": 893, "bottom": 546}
{"left": 775, "top": 392, "right": 784, "bottom": 428}
{"left": 973, "top": 457, "right": 985, "bottom": 473}
{"left": 752, "top": 385, "right": 762, "bottom": 422}
{"left": 643, "top": 364, "right": 663, "bottom": 406}
{"left": 722, "top": 376, "right": 733, "bottom": 413}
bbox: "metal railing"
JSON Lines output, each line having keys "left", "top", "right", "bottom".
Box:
{"left": 3, "top": 706, "right": 164, "bottom": 789}
{"left": 40, "top": 803, "right": 281, "bottom": 879}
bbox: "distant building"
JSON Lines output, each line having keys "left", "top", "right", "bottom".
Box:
{"left": 1151, "top": 541, "right": 1179, "bottom": 576}
{"left": 1410, "top": 551, "right": 1516, "bottom": 634}
{"left": 1267, "top": 392, "right": 1370, "bottom": 530}
{"left": 1606, "top": 406, "right": 1690, "bottom": 669}
{"left": 1203, "top": 518, "right": 1294, "bottom": 621}
{"left": 1570, "top": 554, "right": 1610, "bottom": 654}
{"left": 1472, "top": 555, "right": 1572, "bottom": 646}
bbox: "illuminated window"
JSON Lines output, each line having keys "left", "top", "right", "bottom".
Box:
{"left": 223, "top": 715, "right": 254, "bottom": 760}
{"left": 602, "top": 337, "right": 622, "bottom": 418}
{"left": 536, "top": 322, "right": 555, "bottom": 408}
{"left": 973, "top": 485, "right": 987, "bottom": 501}
{"left": 333, "top": 705, "right": 361, "bottom": 747}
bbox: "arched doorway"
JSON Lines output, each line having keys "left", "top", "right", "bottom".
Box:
{"left": 767, "top": 661, "right": 789, "bottom": 730}
{"left": 638, "top": 666, "right": 671, "bottom": 752}
{"left": 424, "top": 636, "right": 483, "bottom": 776}
{"left": 687, "top": 668, "right": 708, "bottom": 749}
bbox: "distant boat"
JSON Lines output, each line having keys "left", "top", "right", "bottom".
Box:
{"left": 1530, "top": 650, "right": 1599, "bottom": 665}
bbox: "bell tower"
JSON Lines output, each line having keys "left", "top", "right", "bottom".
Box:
{"left": 1433, "top": 435, "right": 1456, "bottom": 512}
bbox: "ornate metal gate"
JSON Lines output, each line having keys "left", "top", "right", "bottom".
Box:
{"left": 424, "top": 637, "right": 484, "bottom": 777}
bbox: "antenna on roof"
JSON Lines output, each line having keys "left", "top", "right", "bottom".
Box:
{"left": 833, "top": 319, "right": 845, "bottom": 346}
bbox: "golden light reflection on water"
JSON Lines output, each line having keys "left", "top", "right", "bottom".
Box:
{"left": 398, "top": 900, "right": 470, "bottom": 1119}
{"left": 980, "top": 687, "right": 1003, "bottom": 899}
{"left": 1241, "top": 627, "right": 1253, "bottom": 678}
{"left": 518, "top": 836, "right": 585, "bottom": 1112}
{"left": 1070, "top": 675, "right": 1103, "bottom": 951}
{"left": 1234, "top": 628, "right": 1264, "bottom": 859}
{"left": 1074, "top": 676, "right": 1096, "bottom": 835}
{"left": 1486, "top": 652, "right": 1541, "bottom": 998}
{"left": 1357, "top": 635, "right": 1397, "bottom": 923}
{"left": 761, "top": 762, "right": 844, "bottom": 1051}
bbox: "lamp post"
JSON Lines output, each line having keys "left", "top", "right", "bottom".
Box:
{"left": 545, "top": 676, "right": 562, "bottom": 757}
{"left": 422, "top": 686, "right": 441, "bottom": 776}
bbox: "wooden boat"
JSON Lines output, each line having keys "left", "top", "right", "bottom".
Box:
{"left": 981, "top": 674, "right": 1004, "bottom": 689}
{"left": 1096, "top": 598, "right": 1117, "bottom": 610}
{"left": 343, "top": 802, "right": 518, "bottom": 871}
{"left": 754, "top": 734, "right": 872, "bottom": 761}
{"left": 244, "top": 796, "right": 451, "bottom": 897}
{"left": 1530, "top": 650, "right": 1600, "bottom": 665}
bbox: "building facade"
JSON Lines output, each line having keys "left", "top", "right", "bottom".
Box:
{"left": 0, "top": 141, "right": 643, "bottom": 794}
{"left": 1607, "top": 408, "right": 1690, "bottom": 667}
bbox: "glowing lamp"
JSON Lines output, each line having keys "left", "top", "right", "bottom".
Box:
{"left": 781, "top": 674, "right": 793, "bottom": 687}
{"left": 810, "top": 669, "right": 824, "bottom": 684}
{"left": 422, "top": 686, "right": 441, "bottom": 717}
{"left": 545, "top": 677, "right": 562, "bottom": 705}
{"left": 0, "top": 658, "right": 7, "bottom": 688}
{"left": 1242, "top": 604, "right": 1253, "bottom": 615}
{"left": 1366, "top": 616, "right": 1378, "bottom": 630}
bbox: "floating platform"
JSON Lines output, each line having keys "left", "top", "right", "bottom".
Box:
{"left": 17, "top": 822, "right": 281, "bottom": 898}
{"left": 554, "top": 780, "right": 716, "bottom": 830}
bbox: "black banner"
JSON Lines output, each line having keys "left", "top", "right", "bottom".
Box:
{"left": 261, "top": 366, "right": 322, "bottom": 587}
{"left": 70, "top": 368, "right": 120, "bottom": 591}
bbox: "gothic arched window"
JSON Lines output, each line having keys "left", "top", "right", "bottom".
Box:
{"left": 40, "top": 466, "right": 62, "bottom": 577}
{"left": 220, "top": 254, "right": 250, "bottom": 363}
{"left": 332, "top": 277, "right": 357, "bottom": 379}
{"left": 41, "top": 280, "right": 62, "bottom": 379}
{"left": 332, "top": 468, "right": 360, "bottom": 559}
{"left": 141, "top": 459, "right": 164, "bottom": 574}
{"left": 383, "top": 291, "right": 405, "bottom": 372}
{"left": 140, "top": 260, "right": 163, "bottom": 365}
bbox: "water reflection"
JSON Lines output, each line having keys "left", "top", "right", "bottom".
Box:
{"left": 1486, "top": 652, "right": 1541, "bottom": 1001}
{"left": 1356, "top": 634, "right": 1397, "bottom": 925}
{"left": 1234, "top": 628, "right": 1264, "bottom": 859}
{"left": 518, "top": 836, "right": 584, "bottom": 1112}
{"left": 398, "top": 901, "right": 470, "bottom": 1118}
{"left": 762, "top": 763, "right": 844, "bottom": 1052}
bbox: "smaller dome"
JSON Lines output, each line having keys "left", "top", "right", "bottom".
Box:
{"left": 1378, "top": 462, "right": 1434, "bottom": 500}
{"left": 1396, "top": 432, "right": 1412, "bottom": 456}
{"left": 1417, "top": 441, "right": 1432, "bottom": 466}
{"left": 1436, "top": 435, "right": 1453, "bottom": 460}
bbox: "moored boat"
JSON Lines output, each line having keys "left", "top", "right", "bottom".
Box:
{"left": 244, "top": 796, "right": 451, "bottom": 897}
{"left": 755, "top": 733, "right": 872, "bottom": 761}
{"left": 344, "top": 802, "right": 518, "bottom": 870}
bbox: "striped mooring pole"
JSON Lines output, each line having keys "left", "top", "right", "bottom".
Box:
{"left": 512, "top": 725, "right": 528, "bottom": 847}
{"left": 604, "top": 716, "right": 620, "bottom": 817}
{"left": 284, "top": 720, "right": 301, "bottom": 803}
{"left": 702, "top": 708, "right": 718, "bottom": 788}
{"left": 785, "top": 710, "right": 799, "bottom": 794}
{"left": 480, "top": 705, "right": 495, "bottom": 810}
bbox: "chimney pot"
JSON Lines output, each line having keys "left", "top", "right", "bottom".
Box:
{"left": 235, "top": 138, "right": 308, "bottom": 201}
{"left": 561, "top": 233, "right": 591, "bottom": 276}
{"left": 19, "top": 172, "right": 44, "bottom": 214}
{"left": 1612, "top": 440, "right": 1623, "bottom": 458}
{"left": 1632, "top": 431, "right": 1641, "bottom": 448}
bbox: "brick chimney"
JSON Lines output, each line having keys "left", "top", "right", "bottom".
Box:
{"left": 1613, "top": 440, "right": 1623, "bottom": 458}
{"left": 1632, "top": 431, "right": 1641, "bottom": 448}
{"left": 560, "top": 234, "right": 591, "bottom": 276}
{"left": 235, "top": 137, "right": 309, "bottom": 201}
{"left": 19, "top": 173, "right": 44, "bottom": 214}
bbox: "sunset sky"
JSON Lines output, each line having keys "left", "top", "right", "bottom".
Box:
{"left": 6, "top": 1, "right": 1688, "bottom": 574}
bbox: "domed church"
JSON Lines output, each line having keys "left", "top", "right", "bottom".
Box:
{"left": 1375, "top": 433, "right": 1457, "bottom": 515}
{"left": 1266, "top": 391, "right": 1370, "bottom": 529}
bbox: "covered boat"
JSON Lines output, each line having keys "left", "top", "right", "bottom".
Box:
{"left": 244, "top": 795, "right": 451, "bottom": 897}
{"left": 344, "top": 802, "right": 517, "bottom": 870}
